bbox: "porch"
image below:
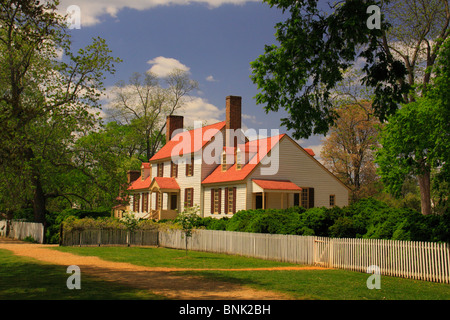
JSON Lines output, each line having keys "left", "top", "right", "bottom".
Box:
{"left": 252, "top": 179, "right": 302, "bottom": 210}
{"left": 148, "top": 177, "right": 180, "bottom": 221}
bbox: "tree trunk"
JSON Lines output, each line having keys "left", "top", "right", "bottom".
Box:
{"left": 146, "top": 134, "right": 151, "bottom": 162}
{"left": 417, "top": 170, "right": 432, "bottom": 215}
{"left": 32, "top": 173, "right": 47, "bottom": 222}
{"left": 27, "top": 146, "right": 47, "bottom": 242}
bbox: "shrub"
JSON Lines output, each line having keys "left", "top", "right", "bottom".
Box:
{"left": 207, "top": 217, "right": 229, "bottom": 230}
{"left": 226, "top": 209, "right": 260, "bottom": 232}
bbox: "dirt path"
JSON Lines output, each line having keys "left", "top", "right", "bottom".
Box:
{"left": 0, "top": 237, "right": 327, "bottom": 300}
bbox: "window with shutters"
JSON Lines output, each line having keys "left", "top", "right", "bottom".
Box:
{"left": 142, "top": 193, "right": 148, "bottom": 212}
{"left": 157, "top": 163, "right": 164, "bottom": 177}
{"left": 221, "top": 152, "right": 227, "bottom": 171}
{"left": 236, "top": 149, "right": 242, "bottom": 170}
{"left": 171, "top": 161, "right": 178, "bottom": 178}
{"left": 211, "top": 188, "right": 221, "bottom": 214}
{"left": 133, "top": 194, "right": 140, "bottom": 212}
{"left": 301, "top": 188, "right": 315, "bottom": 209}
{"left": 186, "top": 157, "right": 194, "bottom": 176}
{"left": 185, "top": 188, "right": 193, "bottom": 207}
{"left": 156, "top": 192, "right": 161, "bottom": 210}
{"left": 225, "top": 187, "right": 236, "bottom": 214}
{"left": 301, "top": 189, "right": 308, "bottom": 208}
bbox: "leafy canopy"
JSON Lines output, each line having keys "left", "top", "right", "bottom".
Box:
{"left": 251, "top": 0, "right": 413, "bottom": 139}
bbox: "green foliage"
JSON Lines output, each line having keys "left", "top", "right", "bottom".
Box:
{"left": 175, "top": 205, "right": 201, "bottom": 255}
{"left": 198, "top": 198, "right": 450, "bottom": 242}
{"left": 250, "top": 0, "right": 409, "bottom": 139}
{"left": 0, "top": 0, "right": 121, "bottom": 223}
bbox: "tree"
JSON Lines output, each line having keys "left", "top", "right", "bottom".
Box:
{"left": 175, "top": 205, "right": 200, "bottom": 256}
{"left": 108, "top": 70, "right": 198, "bottom": 161}
{"left": 321, "top": 102, "right": 381, "bottom": 201}
{"left": 375, "top": 39, "right": 450, "bottom": 215}
{"left": 72, "top": 121, "right": 143, "bottom": 209}
{"left": 250, "top": 0, "right": 449, "bottom": 139}
{"left": 0, "top": 0, "right": 120, "bottom": 227}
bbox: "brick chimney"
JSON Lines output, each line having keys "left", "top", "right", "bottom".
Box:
{"left": 166, "top": 115, "right": 184, "bottom": 142}
{"left": 127, "top": 170, "right": 140, "bottom": 184}
{"left": 141, "top": 163, "right": 151, "bottom": 180}
{"left": 225, "top": 96, "right": 242, "bottom": 148}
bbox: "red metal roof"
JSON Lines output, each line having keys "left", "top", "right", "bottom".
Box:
{"left": 150, "top": 121, "right": 226, "bottom": 162}
{"left": 252, "top": 179, "right": 302, "bottom": 191}
{"left": 202, "top": 134, "right": 285, "bottom": 184}
{"left": 152, "top": 177, "right": 180, "bottom": 190}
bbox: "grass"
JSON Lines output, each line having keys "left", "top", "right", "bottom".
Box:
{"left": 53, "top": 245, "right": 298, "bottom": 269}
{"left": 0, "top": 249, "right": 165, "bottom": 300}
{"left": 52, "top": 246, "right": 450, "bottom": 300}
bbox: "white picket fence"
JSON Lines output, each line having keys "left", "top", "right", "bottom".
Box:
{"left": 159, "top": 229, "right": 450, "bottom": 284}
{"left": 0, "top": 220, "right": 45, "bottom": 244}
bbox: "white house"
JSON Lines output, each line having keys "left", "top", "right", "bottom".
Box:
{"left": 125, "top": 96, "right": 350, "bottom": 220}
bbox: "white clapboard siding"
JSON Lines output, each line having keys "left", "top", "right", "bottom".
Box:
{"left": 203, "top": 184, "right": 246, "bottom": 217}
{"left": 248, "top": 136, "right": 350, "bottom": 209}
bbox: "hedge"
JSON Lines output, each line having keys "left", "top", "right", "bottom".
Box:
{"left": 193, "top": 198, "right": 450, "bottom": 243}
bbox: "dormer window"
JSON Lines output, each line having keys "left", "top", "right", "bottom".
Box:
{"left": 221, "top": 151, "right": 227, "bottom": 171}
{"left": 236, "top": 148, "right": 242, "bottom": 170}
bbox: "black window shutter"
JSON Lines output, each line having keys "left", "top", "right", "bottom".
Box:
{"left": 224, "top": 188, "right": 229, "bottom": 214}
{"left": 233, "top": 187, "right": 237, "bottom": 214}
{"left": 309, "top": 188, "right": 315, "bottom": 208}
{"left": 211, "top": 189, "right": 214, "bottom": 214}
{"left": 218, "top": 188, "right": 221, "bottom": 214}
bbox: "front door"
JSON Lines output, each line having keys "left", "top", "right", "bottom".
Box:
{"left": 170, "top": 194, "right": 178, "bottom": 210}
{"left": 255, "top": 194, "right": 263, "bottom": 209}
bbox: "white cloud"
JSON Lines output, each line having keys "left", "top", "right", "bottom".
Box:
{"left": 147, "top": 56, "right": 190, "bottom": 77}
{"left": 57, "top": 0, "right": 260, "bottom": 27}
{"left": 179, "top": 97, "right": 224, "bottom": 127}
{"left": 206, "top": 75, "right": 218, "bottom": 82}
{"left": 242, "top": 113, "right": 262, "bottom": 125}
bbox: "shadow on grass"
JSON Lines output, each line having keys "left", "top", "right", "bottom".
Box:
{"left": 0, "top": 249, "right": 164, "bottom": 300}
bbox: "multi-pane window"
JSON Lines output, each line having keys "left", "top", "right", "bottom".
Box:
{"left": 301, "top": 188, "right": 315, "bottom": 209}
{"left": 156, "top": 192, "right": 161, "bottom": 210}
{"left": 236, "top": 150, "right": 242, "bottom": 170}
{"left": 301, "top": 189, "right": 308, "bottom": 208}
{"left": 228, "top": 188, "right": 233, "bottom": 214}
{"left": 133, "top": 194, "right": 140, "bottom": 212}
{"left": 225, "top": 187, "right": 236, "bottom": 214}
{"left": 185, "top": 188, "right": 193, "bottom": 207}
{"left": 171, "top": 161, "right": 178, "bottom": 178}
{"left": 186, "top": 157, "right": 194, "bottom": 176}
{"left": 157, "top": 163, "right": 164, "bottom": 177}
{"left": 221, "top": 152, "right": 227, "bottom": 171}
{"left": 329, "top": 195, "right": 335, "bottom": 207}
{"left": 142, "top": 193, "right": 148, "bottom": 212}
{"left": 211, "top": 188, "right": 221, "bottom": 214}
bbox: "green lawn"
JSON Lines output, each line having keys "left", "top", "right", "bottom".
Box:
{"left": 53, "top": 245, "right": 299, "bottom": 269}
{"left": 0, "top": 249, "right": 165, "bottom": 300}
{"left": 52, "top": 246, "right": 450, "bottom": 300}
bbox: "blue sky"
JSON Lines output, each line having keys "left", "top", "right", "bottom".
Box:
{"left": 59, "top": 0, "right": 325, "bottom": 158}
